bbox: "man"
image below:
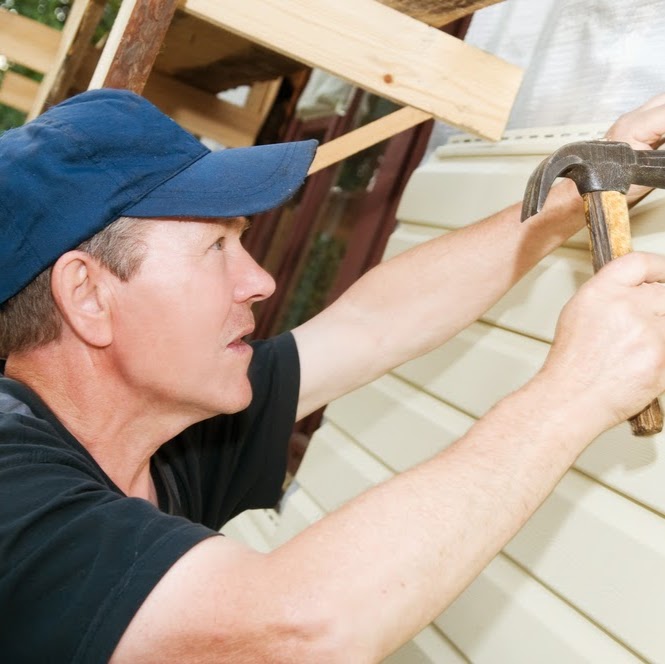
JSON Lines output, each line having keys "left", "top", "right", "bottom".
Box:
{"left": 2, "top": 88, "right": 665, "bottom": 663}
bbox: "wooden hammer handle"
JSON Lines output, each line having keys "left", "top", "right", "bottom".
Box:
{"left": 583, "top": 190, "right": 663, "bottom": 436}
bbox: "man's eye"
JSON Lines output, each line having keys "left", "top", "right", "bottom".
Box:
{"left": 212, "top": 238, "right": 225, "bottom": 250}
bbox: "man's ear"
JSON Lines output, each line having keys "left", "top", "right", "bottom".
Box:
{"left": 50, "top": 250, "right": 114, "bottom": 348}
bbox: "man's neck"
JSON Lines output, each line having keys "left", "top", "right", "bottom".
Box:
{"left": 5, "top": 345, "right": 195, "bottom": 502}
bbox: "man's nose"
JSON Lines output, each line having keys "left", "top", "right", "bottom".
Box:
{"left": 235, "top": 249, "right": 276, "bottom": 304}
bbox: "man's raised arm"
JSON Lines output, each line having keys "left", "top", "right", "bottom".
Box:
{"left": 293, "top": 94, "right": 665, "bottom": 420}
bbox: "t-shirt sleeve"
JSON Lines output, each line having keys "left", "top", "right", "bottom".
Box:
{"left": 155, "top": 331, "right": 301, "bottom": 530}
{"left": 0, "top": 432, "right": 216, "bottom": 664}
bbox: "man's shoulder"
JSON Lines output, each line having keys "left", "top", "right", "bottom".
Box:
{"left": 0, "top": 376, "right": 106, "bottom": 483}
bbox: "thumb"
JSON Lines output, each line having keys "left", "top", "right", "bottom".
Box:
{"left": 598, "top": 252, "right": 665, "bottom": 288}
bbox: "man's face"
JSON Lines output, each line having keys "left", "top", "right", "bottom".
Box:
{"left": 107, "top": 218, "right": 275, "bottom": 419}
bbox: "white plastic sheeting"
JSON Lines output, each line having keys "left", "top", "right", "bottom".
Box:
{"left": 425, "top": 0, "right": 665, "bottom": 155}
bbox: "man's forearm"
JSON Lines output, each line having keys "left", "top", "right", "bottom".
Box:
{"left": 274, "top": 370, "right": 604, "bottom": 661}
{"left": 294, "top": 179, "right": 584, "bottom": 420}
{"left": 348, "top": 178, "right": 584, "bottom": 368}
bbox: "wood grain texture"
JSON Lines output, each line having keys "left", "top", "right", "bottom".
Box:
{"left": 0, "top": 72, "right": 39, "bottom": 113}
{"left": 89, "top": 0, "right": 179, "bottom": 93}
{"left": 583, "top": 190, "right": 663, "bottom": 436}
{"left": 0, "top": 8, "right": 60, "bottom": 73}
{"left": 380, "top": 0, "right": 504, "bottom": 26}
{"left": 154, "top": 1, "right": 502, "bottom": 91}
{"left": 182, "top": 0, "right": 522, "bottom": 140}
{"left": 308, "top": 107, "right": 432, "bottom": 174}
{"left": 28, "top": 0, "right": 106, "bottom": 120}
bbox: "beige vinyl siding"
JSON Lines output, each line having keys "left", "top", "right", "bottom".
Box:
{"left": 224, "top": 126, "right": 665, "bottom": 662}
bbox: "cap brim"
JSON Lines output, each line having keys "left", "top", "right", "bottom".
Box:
{"left": 123, "top": 139, "right": 317, "bottom": 219}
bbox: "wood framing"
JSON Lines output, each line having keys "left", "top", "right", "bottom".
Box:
{"left": 143, "top": 72, "right": 281, "bottom": 146}
{"left": 89, "top": 0, "right": 180, "bottom": 93}
{"left": 27, "top": 0, "right": 106, "bottom": 120}
{"left": 182, "top": 0, "right": 522, "bottom": 140}
{"left": 0, "top": 71, "right": 39, "bottom": 114}
{"left": 308, "top": 107, "right": 431, "bottom": 174}
{"left": 380, "top": 0, "right": 504, "bottom": 26}
{"left": 0, "top": 9, "right": 60, "bottom": 73}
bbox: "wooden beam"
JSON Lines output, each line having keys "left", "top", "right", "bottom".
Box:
{"left": 89, "top": 0, "right": 180, "bottom": 93}
{"left": 0, "top": 9, "right": 60, "bottom": 74}
{"left": 182, "top": 0, "right": 522, "bottom": 141}
{"left": 143, "top": 71, "right": 266, "bottom": 147}
{"left": 28, "top": 0, "right": 106, "bottom": 120}
{"left": 244, "top": 79, "right": 282, "bottom": 118}
{"left": 379, "top": 0, "right": 504, "bottom": 27}
{"left": 308, "top": 107, "right": 431, "bottom": 174}
{"left": 0, "top": 71, "right": 39, "bottom": 114}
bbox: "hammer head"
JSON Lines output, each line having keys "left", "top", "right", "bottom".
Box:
{"left": 521, "top": 140, "right": 665, "bottom": 221}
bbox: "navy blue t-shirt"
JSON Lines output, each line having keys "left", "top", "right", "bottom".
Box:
{"left": 0, "top": 333, "right": 299, "bottom": 663}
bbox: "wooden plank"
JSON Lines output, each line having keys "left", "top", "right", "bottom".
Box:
{"left": 244, "top": 78, "right": 282, "bottom": 118}
{"left": 0, "top": 8, "right": 60, "bottom": 74}
{"left": 182, "top": 0, "right": 522, "bottom": 141}
{"left": 156, "top": 10, "right": 304, "bottom": 92}
{"left": 505, "top": 469, "right": 665, "bottom": 663}
{"left": 308, "top": 107, "right": 432, "bottom": 174}
{"left": 0, "top": 71, "right": 39, "bottom": 114}
{"left": 380, "top": 0, "right": 504, "bottom": 26}
{"left": 436, "top": 553, "right": 642, "bottom": 663}
{"left": 89, "top": 0, "right": 179, "bottom": 93}
{"left": 143, "top": 71, "right": 262, "bottom": 146}
{"left": 28, "top": 0, "right": 106, "bottom": 120}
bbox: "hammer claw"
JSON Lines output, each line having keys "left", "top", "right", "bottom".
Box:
{"left": 521, "top": 139, "right": 665, "bottom": 437}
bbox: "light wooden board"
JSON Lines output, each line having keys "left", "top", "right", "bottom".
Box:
{"left": 0, "top": 71, "right": 38, "bottom": 114}
{"left": 380, "top": 0, "right": 503, "bottom": 27}
{"left": 182, "top": 0, "right": 523, "bottom": 140}
{"left": 143, "top": 71, "right": 266, "bottom": 146}
{"left": 297, "top": 422, "right": 393, "bottom": 512}
{"left": 28, "top": 0, "right": 105, "bottom": 120}
{"left": 0, "top": 8, "right": 60, "bottom": 73}
{"left": 436, "top": 553, "right": 642, "bottom": 663}
{"left": 505, "top": 469, "right": 665, "bottom": 663}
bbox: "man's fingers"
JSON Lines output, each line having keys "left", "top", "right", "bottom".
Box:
{"left": 605, "top": 94, "right": 665, "bottom": 149}
{"left": 598, "top": 252, "right": 665, "bottom": 288}
{"left": 634, "top": 92, "right": 665, "bottom": 112}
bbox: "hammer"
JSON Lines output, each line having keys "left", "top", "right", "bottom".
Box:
{"left": 521, "top": 140, "right": 665, "bottom": 436}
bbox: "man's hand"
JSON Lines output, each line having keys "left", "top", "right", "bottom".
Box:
{"left": 604, "top": 93, "right": 665, "bottom": 206}
{"left": 294, "top": 93, "right": 665, "bottom": 422}
{"left": 539, "top": 252, "right": 665, "bottom": 431}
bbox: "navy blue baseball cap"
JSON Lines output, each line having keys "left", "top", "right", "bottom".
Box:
{"left": 0, "top": 88, "right": 317, "bottom": 304}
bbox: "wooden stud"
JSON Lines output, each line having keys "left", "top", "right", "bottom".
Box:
{"left": 89, "top": 0, "right": 180, "bottom": 93}
{"left": 308, "top": 106, "right": 432, "bottom": 174}
{"left": 143, "top": 71, "right": 269, "bottom": 147}
{"left": 0, "top": 71, "right": 40, "bottom": 114}
{"left": 378, "top": 0, "right": 504, "bottom": 27}
{"left": 0, "top": 9, "right": 60, "bottom": 74}
{"left": 27, "top": 0, "right": 106, "bottom": 120}
{"left": 182, "top": 0, "right": 522, "bottom": 140}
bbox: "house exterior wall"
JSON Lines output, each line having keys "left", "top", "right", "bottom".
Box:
{"left": 224, "top": 126, "right": 665, "bottom": 663}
